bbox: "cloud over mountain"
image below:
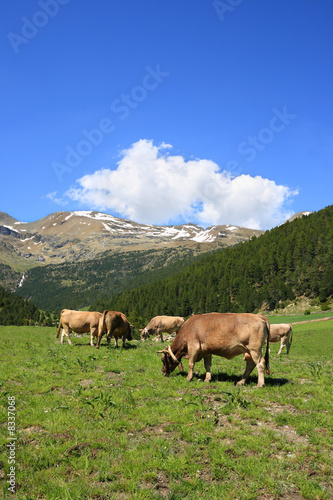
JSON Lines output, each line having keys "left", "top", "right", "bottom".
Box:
{"left": 62, "top": 139, "right": 297, "bottom": 230}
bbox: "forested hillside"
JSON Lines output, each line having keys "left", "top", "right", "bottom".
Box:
{"left": 0, "top": 286, "right": 41, "bottom": 325}
{"left": 16, "top": 246, "right": 204, "bottom": 312}
{"left": 95, "top": 206, "right": 333, "bottom": 325}
{"left": 0, "top": 263, "right": 20, "bottom": 292}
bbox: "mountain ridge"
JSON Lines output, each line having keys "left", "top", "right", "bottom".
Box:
{"left": 0, "top": 208, "right": 319, "bottom": 312}
{"left": 0, "top": 210, "right": 264, "bottom": 271}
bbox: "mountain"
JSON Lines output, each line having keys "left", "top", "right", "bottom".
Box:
{"left": 0, "top": 210, "right": 264, "bottom": 312}
{"left": 0, "top": 210, "right": 263, "bottom": 271}
{"left": 283, "top": 211, "right": 313, "bottom": 224}
{"left": 3, "top": 209, "right": 321, "bottom": 315}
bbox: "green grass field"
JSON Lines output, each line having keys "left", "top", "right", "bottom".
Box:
{"left": 0, "top": 319, "right": 332, "bottom": 499}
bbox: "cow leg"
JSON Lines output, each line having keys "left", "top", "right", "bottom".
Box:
{"left": 285, "top": 336, "right": 291, "bottom": 355}
{"left": 96, "top": 331, "right": 103, "bottom": 349}
{"left": 106, "top": 330, "right": 111, "bottom": 344}
{"left": 157, "top": 329, "right": 163, "bottom": 342}
{"left": 237, "top": 356, "right": 256, "bottom": 386}
{"left": 187, "top": 352, "right": 199, "bottom": 381}
{"left": 187, "top": 343, "right": 200, "bottom": 381}
{"left": 255, "top": 357, "right": 266, "bottom": 388}
{"left": 238, "top": 350, "right": 266, "bottom": 387}
{"left": 61, "top": 327, "right": 72, "bottom": 346}
{"left": 187, "top": 357, "right": 195, "bottom": 381}
{"left": 203, "top": 355, "right": 212, "bottom": 382}
{"left": 90, "top": 326, "right": 98, "bottom": 347}
{"left": 277, "top": 339, "right": 285, "bottom": 355}
{"left": 278, "top": 335, "right": 290, "bottom": 355}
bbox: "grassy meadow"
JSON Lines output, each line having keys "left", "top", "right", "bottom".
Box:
{"left": 0, "top": 317, "right": 332, "bottom": 499}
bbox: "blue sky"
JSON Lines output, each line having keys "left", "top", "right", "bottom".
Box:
{"left": 1, "top": 0, "right": 332, "bottom": 229}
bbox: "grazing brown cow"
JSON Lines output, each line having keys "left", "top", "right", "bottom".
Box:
{"left": 96, "top": 310, "right": 132, "bottom": 349}
{"left": 56, "top": 309, "right": 102, "bottom": 346}
{"left": 140, "top": 315, "right": 185, "bottom": 342}
{"left": 159, "top": 313, "right": 270, "bottom": 388}
{"left": 270, "top": 323, "right": 293, "bottom": 355}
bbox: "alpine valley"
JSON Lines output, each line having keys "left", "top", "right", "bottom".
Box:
{"left": 0, "top": 210, "right": 264, "bottom": 311}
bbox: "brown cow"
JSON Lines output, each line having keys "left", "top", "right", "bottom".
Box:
{"left": 159, "top": 313, "right": 270, "bottom": 387}
{"left": 56, "top": 309, "right": 102, "bottom": 346}
{"left": 244, "top": 323, "right": 293, "bottom": 361}
{"left": 140, "top": 315, "right": 185, "bottom": 342}
{"left": 96, "top": 310, "right": 132, "bottom": 349}
{"left": 270, "top": 323, "right": 293, "bottom": 355}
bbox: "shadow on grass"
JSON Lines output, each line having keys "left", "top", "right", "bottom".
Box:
{"left": 71, "top": 342, "right": 137, "bottom": 350}
{"left": 176, "top": 371, "right": 289, "bottom": 386}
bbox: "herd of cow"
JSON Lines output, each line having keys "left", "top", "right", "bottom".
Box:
{"left": 56, "top": 309, "right": 293, "bottom": 387}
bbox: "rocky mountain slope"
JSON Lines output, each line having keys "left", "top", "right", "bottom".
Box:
{"left": 1, "top": 208, "right": 318, "bottom": 312}
{"left": 0, "top": 210, "right": 263, "bottom": 271}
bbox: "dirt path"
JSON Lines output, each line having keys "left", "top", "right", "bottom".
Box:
{"left": 291, "top": 316, "right": 333, "bottom": 325}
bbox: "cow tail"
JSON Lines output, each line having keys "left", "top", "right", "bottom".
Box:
{"left": 100, "top": 310, "right": 108, "bottom": 334}
{"left": 265, "top": 321, "right": 271, "bottom": 375}
{"left": 56, "top": 310, "right": 65, "bottom": 338}
{"left": 56, "top": 320, "right": 62, "bottom": 338}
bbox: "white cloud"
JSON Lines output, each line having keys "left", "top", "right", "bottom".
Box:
{"left": 45, "top": 191, "right": 67, "bottom": 206}
{"left": 64, "top": 139, "right": 298, "bottom": 229}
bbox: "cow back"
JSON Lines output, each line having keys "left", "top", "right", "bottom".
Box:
{"left": 61, "top": 309, "right": 101, "bottom": 332}
{"left": 178, "top": 313, "right": 267, "bottom": 358}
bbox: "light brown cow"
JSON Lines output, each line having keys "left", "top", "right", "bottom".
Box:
{"left": 140, "top": 315, "right": 185, "bottom": 342}
{"left": 270, "top": 323, "right": 293, "bottom": 355}
{"left": 159, "top": 313, "right": 270, "bottom": 387}
{"left": 96, "top": 310, "right": 132, "bottom": 349}
{"left": 56, "top": 309, "right": 102, "bottom": 346}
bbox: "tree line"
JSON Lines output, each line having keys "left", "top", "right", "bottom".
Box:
{"left": 91, "top": 206, "right": 333, "bottom": 326}
{"left": 16, "top": 247, "right": 202, "bottom": 313}
{"left": 0, "top": 285, "right": 45, "bottom": 326}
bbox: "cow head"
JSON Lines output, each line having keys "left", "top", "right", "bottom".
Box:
{"left": 157, "top": 346, "right": 182, "bottom": 376}
{"left": 140, "top": 327, "right": 149, "bottom": 341}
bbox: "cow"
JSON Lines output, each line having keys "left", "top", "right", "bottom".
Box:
{"left": 140, "top": 315, "right": 186, "bottom": 342}
{"left": 270, "top": 323, "right": 293, "bottom": 355}
{"left": 244, "top": 322, "right": 293, "bottom": 361}
{"left": 56, "top": 309, "right": 102, "bottom": 346}
{"left": 96, "top": 310, "right": 132, "bottom": 349}
{"left": 158, "top": 313, "right": 270, "bottom": 388}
